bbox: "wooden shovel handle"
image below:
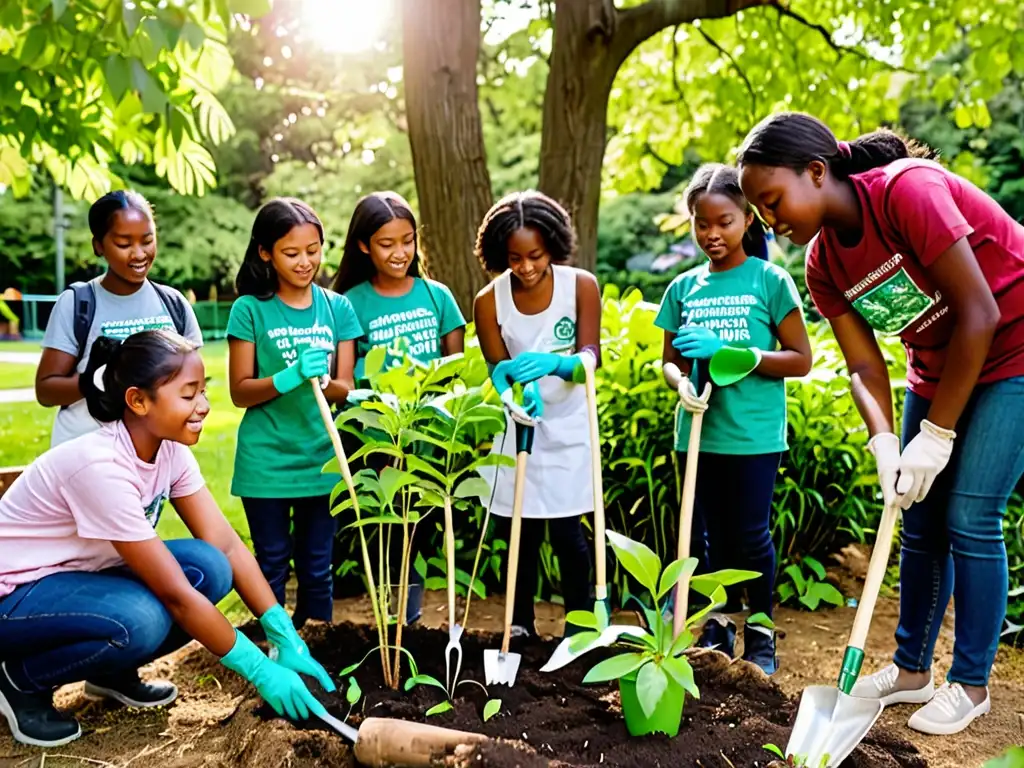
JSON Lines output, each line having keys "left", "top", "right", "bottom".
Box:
{"left": 312, "top": 383, "right": 358, "bottom": 508}
{"left": 673, "top": 407, "right": 705, "bottom": 639}
{"left": 584, "top": 363, "right": 606, "bottom": 599}
{"left": 444, "top": 496, "right": 457, "bottom": 627}
{"left": 848, "top": 501, "right": 901, "bottom": 651}
{"left": 501, "top": 449, "right": 529, "bottom": 654}
{"left": 354, "top": 717, "right": 488, "bottom": 768}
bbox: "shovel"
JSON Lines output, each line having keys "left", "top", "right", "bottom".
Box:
{"left": 785, "top": 500, "right": 900, "bottom": 766}
{"left": 484, "top": 419, "right": 534, "bottom": 687}
{"left": 443, "top": 495, "right": 464, "bottom": 691}
{"left": 317, "top": 713, "right": 487, "bottom": 767}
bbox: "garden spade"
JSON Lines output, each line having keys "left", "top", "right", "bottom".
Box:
{"left": 443, "top": 495, "right": 464, "bottom": 691}
{"left": 317, "top": 713, "right": 488, "bottom": 767}
{"left": 485, "top": 419, "right": 535, "bottom": 687}
{"left": 785, "top": 500, "right": 900, "bottom": 767}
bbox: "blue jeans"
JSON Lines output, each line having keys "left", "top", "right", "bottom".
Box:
{"left": 689, "top": 451, "right": 782, "bottom": 617}
{"left": 896, "top": 377, "right": 1024, "bottom": 686}
{"left": 242, "top": 495, "right": 337, "bottom": 624}
{"left": 0, "top": 539, "right": 232, "bottom": 693}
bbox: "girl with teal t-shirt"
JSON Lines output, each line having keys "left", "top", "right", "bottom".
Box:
{"left": 331, "top": 192, "right": 466, "bottom": 623}
{"left": 226, "top": 198, "right": 363, "bottom": 627}
{"left": 655, "top": 165, "right": 811, "bottom": 674}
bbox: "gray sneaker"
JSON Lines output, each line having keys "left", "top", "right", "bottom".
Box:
{"left": 907, "top": 682, "right": 990, "bottom": 735}
{"left": 850, "top": 663, "right": 935, "bottom": 706}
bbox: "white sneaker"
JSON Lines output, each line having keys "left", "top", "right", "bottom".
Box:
{"left": 907, "top": 682, "right": 990, "bottom": 735}
{"left": 850, "top": 663, "right": 935, "bottom": 706}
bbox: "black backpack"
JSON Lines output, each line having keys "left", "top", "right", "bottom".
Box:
{"left": 69, "top": 280, "right": 191, "bottom": 360}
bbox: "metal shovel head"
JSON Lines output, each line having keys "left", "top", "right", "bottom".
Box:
{"left": 445, "top": 623, "right": 465, "bottom": 690}
{"left": 318, "top": 711, "right": 359, "bottom": 743}
{"left": 483, "top": 649, "right": 521, "bottom": 687}
{"left": 787, "top": 686, "right": 884, "bottom": 767}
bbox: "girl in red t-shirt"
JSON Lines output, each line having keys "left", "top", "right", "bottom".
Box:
{"left": 737, "top": 112, "right": 1024, "bottom": 737}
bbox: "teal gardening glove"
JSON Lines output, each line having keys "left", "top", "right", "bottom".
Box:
{"left": 260, "top": 605, "right": 335, "bottom": 693}
{"left": 219, "top": 630, "right": 327, "bottom": 720}
{"left": 507, "top": 351, "right": 591, "bottom": 384}
{"left": 672, "top": 325, "right": 724, "bottom": 360}
{"left": 491, "top": 360, "right": 544, "bottom": 424}
{"left": 272, "top": 346, "right": 330, "bottom": 395}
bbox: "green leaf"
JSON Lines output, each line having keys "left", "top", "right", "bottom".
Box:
{"left": 746, "top": 613, "right": 776, "bottom": 630}
{"left": 635, "top": 662, "right": 668, "bottom": 718}
{"left": 698, "top": 568, "right": 760, "bottom": 587}
{"left": 667, "top": 628, "right": 694, "bottom": 657}
{"left": 606, "top": 530, "right": 661, "bottom": 595}
{"left": 425, "top": 700, "right": 454, "bottom": 717}
{"left": 19, "top": 26, "right": 46, "bottom": 66}
{"left": 131, "top": 59, "right": 167, "bottom": 113}
{"left": 582, "top": 652, "right": 647, "bottom": 683}
{"left": 346, "top": 676, "right": 362, "bottom": 705}
{"left": 763, "top": 744, "right": 786, "bottom": 759}
{"left": 229, "top": 0, "right": 272, "bottom": 15}
{"left": 405, "top": 454, "right": 447, "bottom": 486}
{"left": 404, "top": 674, "right": 447, "bottom": 692}
{"left": 657, "top": 557, "right": 697, "bottom": 600}
{"left": 51, "top": 0, "right": 69, "bottom": 21}
{"left": 454, "top": 476, "right": 490, "bottom": 499}
{"left": 662, "top": 654, "right": 699, "bottom": 699}
{"left": 379, "top": 467, "right": 420, "bottom": 507}
{"left": 808, "top": 581, "right": 844, "bottom": 608}
{"left": 103, "top": 55, "right": 131, "bottom": 102}
{"left": 123, "top": 1, "right": 142, "bottom": 36}
{"left": 803, "top": 556, "right": 827, "bottom": 581}
{"left": 483, "top": 698, "right": 501, "bottom": 722}
{"left": 784, "top": 564, "right": 807, "bottom": 594}
{"left": 799, "top": 593, "right": 821, "bottom": 611}
{"left": 565, "top": 610, "right": 599, "bottom": 630}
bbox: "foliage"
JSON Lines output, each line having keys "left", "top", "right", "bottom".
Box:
{"left": 0, "top": 0, "right": 268, "bottom": 199}
{"left": 984, "top": 746, "right": 1024, "bottom": 768}
{"left": 777, "top": 556, "right": 845, "bottom": 612}
{"left": 1002, "top": 494, "right": 1024, "bottom": 643}
{"left": 763, "top": 744, "right": 830, "bottom": 768}
{"left": 561, "top": 530, "right": 761, "bottom": 718}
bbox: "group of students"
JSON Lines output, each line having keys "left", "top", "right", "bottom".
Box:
{"left": 0, "top": 111, "right": 1021, "bottom": 748}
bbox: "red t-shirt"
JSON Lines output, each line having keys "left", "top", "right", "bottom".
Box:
{"left": 806, "top": 158, "right": 1024, "bottom": 398}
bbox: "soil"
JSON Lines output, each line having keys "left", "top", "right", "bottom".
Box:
{"left": 0, "top": 583, "right": 1021, "bottom": 768}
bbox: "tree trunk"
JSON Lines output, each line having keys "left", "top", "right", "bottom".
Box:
{"left": 401, "top": 0, "right": 493, "bottom": 314}
{"left": 539, "top": 0, "right": 772, "bottom": 273}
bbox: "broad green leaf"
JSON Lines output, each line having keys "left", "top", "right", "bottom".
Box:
{"left": 425, "top": 700, "right": 454, "bottom": 717}
{"left": 123, "top": 2, "right": 142, "bottom": 36}
{"left": 606, "top": 530, "right": 661, "bottom": 595}
{"left": 103, "top": 55, "right": 131, "bottom": 102}
{"left": 379, "top": 467, "right": 420, "bottom": 507}
{"left": 667, "top": 628, "right": 694, "bottom": 657}
{"left": 565, "top": 610, "right": 599, "bottom": 630}
{"left": 454, "top": 476, "right": 490, "bottom": 499}
{"left": 657, "top": 557, "right": 697, "bottom": 600}
{"left": 51, "top": 0, "right": 69, "bottom": 21}
{"left": 346, "top": 676, "right": 362, "bottom": 705}
{"left": 364, "top": 347, "right": 387, "bottom": 378}
{"left": 746, "top": 613, "right": 776, "bottom": 630}
{"left": 343, "top": 514, "right": 403, "bottom": 530}
{"left": 808, "top": 581, "right": 844, "bottom": 608}
{"left": 582, "top": 652, "right": 647, "bottom": 683}
{"left": 635, "top": 661, "right": 668, "bottom": 718}
{"left": 662, "top": 654, "right": 699, "bottom": 699}
{"left": 763, "top": 744, "right": 786, "bottom": 759}
{"left": 483, "top": 698, "right": 501, "bottom": 722}
{"left": 698, "top": 568, "right": 760, "bottom": 587}
{"left": 404, "top": 454, "right": 448, "bottom": 486}
{"left": 404, "top": 674, "right": 447, "bottom": 692}
{"left": 803, "top": 556, "right": 827, "bottom": 581}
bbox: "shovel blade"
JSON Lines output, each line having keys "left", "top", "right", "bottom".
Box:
{"left": 483, "top": 649, "right": 521, "bottom": 687}
{"left": 787, "top": 687, "right": 883, "bottom": 767}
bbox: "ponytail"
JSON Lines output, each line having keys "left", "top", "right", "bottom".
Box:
{"left": 81, "top": 331, "right": 196, "bottom": 422}
{"left": 742, "top": 215, "right": 768, "bottom": 261}
{"left": 737, "top": 112, "right": 932, "bottom": 179}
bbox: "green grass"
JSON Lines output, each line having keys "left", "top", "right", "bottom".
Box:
{"left": 0, "top": 341, "right": 249, "bottom": 542}
{"left": 0, "top": 340, "right": 42, "bottom": 352}
{"left": 0, "top": 363, "right": 35, "bottom": 389}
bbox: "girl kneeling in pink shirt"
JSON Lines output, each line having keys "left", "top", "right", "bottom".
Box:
{"left": 0, "top": 330, "right": 333, "bottom": 748}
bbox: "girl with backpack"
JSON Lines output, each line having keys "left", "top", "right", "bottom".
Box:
{"left": 656, "top": 164, "right": 811, "bottom": 675}
{"left": 36, "top": 191, "right": 202, "bottom": 447}
{"left": 0, "top": 331, "right": 331, "bottom": 748}
{"left": 227, "top": 198, "right": 363, "bottom": 628}
{"left": 738, "top": 112, "right": 1024, "bottom": 734}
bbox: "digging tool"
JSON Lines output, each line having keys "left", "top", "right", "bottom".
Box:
{"left": 317, "top": 713, "right": 488, "bottom": 768}
{"left": 785, "top": 501, "right": 900, "bottom": 766}
{"left": 443, "top": 495, "right": 464, "bottom": 691}
{"left": 484, "top": 419, "right": 534, "bottom": 687}
{"left": 583, "top": 357, "right": 610, "bottom": 629}
{"left": 671, "top": 369, "right": 712, "bottom": 640}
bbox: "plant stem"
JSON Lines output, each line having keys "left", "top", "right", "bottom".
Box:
{"left": 391, "top": 491, "right": 413, "bottom": 689}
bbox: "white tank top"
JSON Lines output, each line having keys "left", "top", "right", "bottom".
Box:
{"left": 485, "top": 265, "right": 593, "bottom": 519}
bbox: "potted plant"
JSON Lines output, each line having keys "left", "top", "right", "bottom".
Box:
{"left": 558, "top": 530, "right": 768, "bottom": 737}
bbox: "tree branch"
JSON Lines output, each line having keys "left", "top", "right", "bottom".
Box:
{"left": 694, "top": 26, "right": 756, "bottom": 121}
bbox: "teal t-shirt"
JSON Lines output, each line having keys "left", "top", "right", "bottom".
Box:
{"left": 343, "top": 278, "right": 466, "bottom": 381}
{"left": 227, "top": 286, "right": 363, "bottom": 498}
{"left": 655, "top": 258, "right": 803, "bottom": 455}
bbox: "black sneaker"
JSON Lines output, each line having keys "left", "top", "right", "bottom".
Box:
{"left": 697, "top": 615, "right": 737, "bottom": 656}
{"left": 742, "top": 623, "right": 779, "bottom": 675}
{"left": 84, "top": 670, "right": 177, "bottom": 708}
{"left": 0, "top": 662, "right": 81, "bottom": 747}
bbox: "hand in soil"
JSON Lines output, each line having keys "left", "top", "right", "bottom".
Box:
{"left": 261, "top": 605, "right": 336, "bottom": 693}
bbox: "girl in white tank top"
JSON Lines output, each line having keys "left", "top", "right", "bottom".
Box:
{"left": 473, "top": 191, "right": 603, "bottom": 637}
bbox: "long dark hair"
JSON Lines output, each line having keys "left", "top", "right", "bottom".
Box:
{"left": 475, "top": 190, "right": 577, "bottom": 273}
{"left": 684, "top": 163, "right": 767, "bottom": 260}
{"left": 236, "top": 198, "right": 325, "bottom": 299}
{"left": 81, "top": 331, "right": 196, "bottom": 423}
{"left": 89, "top": 190, "right": 154, "bottom": 255}
{"left": 737, "top": 112, "right": 932, "bottom": 179}
{"left": 332, "top": 192, "right": 425, "bottom": 295}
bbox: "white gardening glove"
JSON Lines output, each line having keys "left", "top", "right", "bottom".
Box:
{"left": 867, "top": 432, "right": 901, "bottom": 509}
{"left": 677, "top": 376, "right": 711, "bottom": 414}
{"left": 895, "top": 420, "right": 955, "bottom": 509}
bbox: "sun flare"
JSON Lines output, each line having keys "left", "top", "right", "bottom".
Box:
{"left": 299, "top": 0, "right": 393, "bottom": 54}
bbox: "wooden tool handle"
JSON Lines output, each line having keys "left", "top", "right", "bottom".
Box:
{"left": 673, "top": 407, "right": 705, "bottom": 639}
{"left": 584, "top": 364, "right": 607, "bottom": 599}
{"left": 354, "top": 717, "right": 489, "bottom": 768}
{"left": 849, "top": 502, "right": 901, "bottom": 650}
{"left": 501, "top": 449, "right": 529, "bottom": 654}
{"left": 443, "top": 496, "right": 457, "bottom": 627}
{"left": 312, "top": 383, "right": 359, "bottom": 508}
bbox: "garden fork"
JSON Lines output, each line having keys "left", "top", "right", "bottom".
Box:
{"left": 442, "top": 495, "right": 464, "bottom": 691}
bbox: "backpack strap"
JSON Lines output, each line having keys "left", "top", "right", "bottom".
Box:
{"left": 151, "top": 283, "right": 190, "bottom": 336}
{"left": 69, "top": 281, "right": 97, "bottom": 361}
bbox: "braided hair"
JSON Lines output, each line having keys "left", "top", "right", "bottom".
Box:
{"left": 475, "top": 190, "right": 577, "bottom": 273}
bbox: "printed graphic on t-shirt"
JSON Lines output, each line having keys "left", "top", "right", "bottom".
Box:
{"left": 100, "top": 314, "right": 175, "bottom": 340}
{"left": 850, "top": 267, "right": 936, "bottom": 335}
{"left": 266, "top": 321, "right": 335, "bottom": 363}
{"left": 551, "top": 315, "right": 576, "bottom": 354}
{"left": 367, "top": 307, "right": 440, "bottom": 359}
{"left": 144, "top": 492, "right": 168, "bottom": 528}
{"left": 682, "top": 288, "right": 757, "bottom": 343}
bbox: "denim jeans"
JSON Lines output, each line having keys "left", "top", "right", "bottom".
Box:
{"left": 242, "top": 495, "right": 337, "bottom": 624}
{"left": 896, "top": 376, "right": 1024, "bottom": 686}
{"left": 0, "top": 539, "right": 232, "bottom": 693}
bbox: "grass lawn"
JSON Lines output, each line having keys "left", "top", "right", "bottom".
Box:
{"left": 0, "top": 341, "right": 249, "bottom": 543}
{"left": 0, "top": 363, "right": 35, "bottom": 389}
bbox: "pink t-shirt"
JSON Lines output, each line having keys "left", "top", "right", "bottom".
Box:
{"left": 806, "top": 158, "right": 1024, "bottom": 398}
{"left": 0, "top": 421, "right": 205, "bottom": 597}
